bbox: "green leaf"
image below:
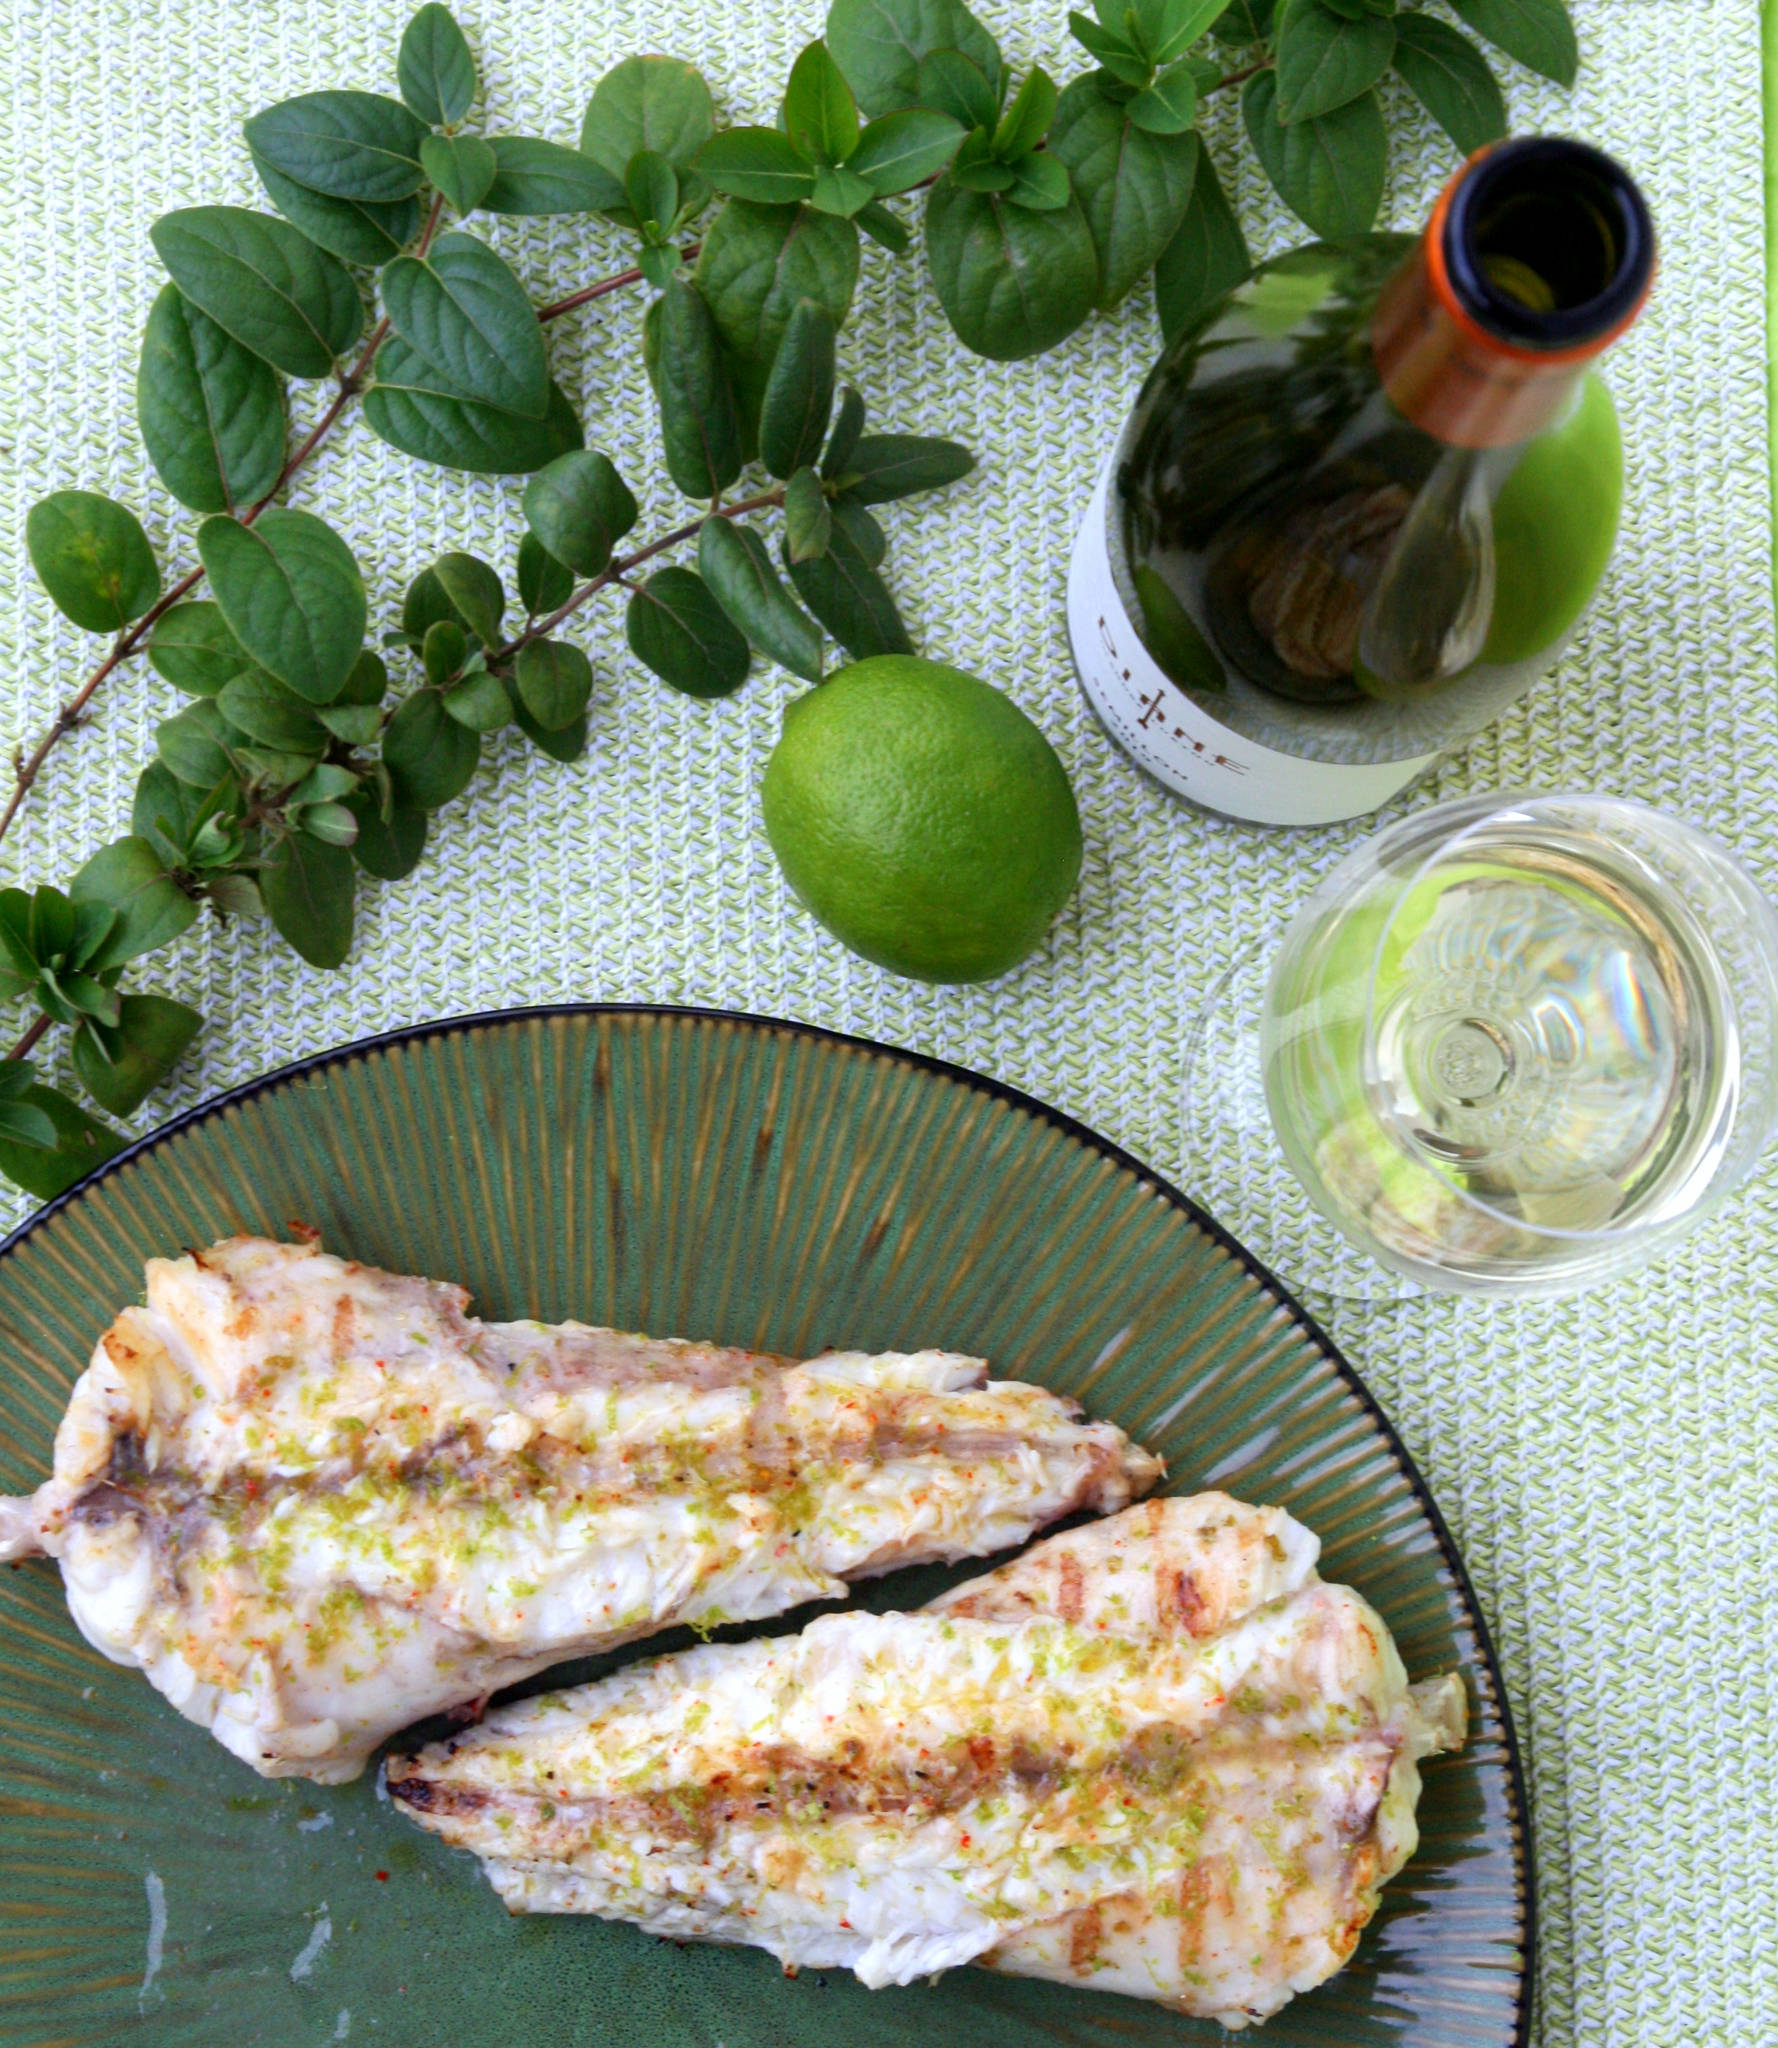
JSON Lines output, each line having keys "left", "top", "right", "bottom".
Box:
{"left": 151, "top": 207, "right": 363, "bottom": 378}
{"left": 783, "top": 464, "right": 833, "bottom": 562}
{"left": 147, "top": 602, "right": 251, "bottom": 696}
{"left": 205, "top": 873, "right": 265, "bottom": 919}
{"left": 398, "top": 3, "right": 478, "bottom": 127}
{"left": 697, "top": 519, "right": 824, "bottom": 681}
{"left": 261, "top": 830, "right": 356, "bottom": 968}
{"left": 783, "top": 515, "right": 913, "bottom": 656}
{"left": 0, "top": 1085, "right": 124, "bottom": 1201}
{"left": 822, "top": 385, "right": 867, "bottom": 478}
{"left": 522, "top": 450, "right": 638, "bottom": 577}
{"left": 157, "top": 701, "right": 239, "bottom": 787}
{"left": 1242, "top": 71, "right": 1385, "bottom": 238}
{"left": 1149, "top": 0, "right": 1235, "bottom": 61}
{"left": 843, "top": 431, "right": 974, "bottom": 501}
{"left": 482, "top": 136, "right": 627, "bottom": 216}
{"left": 856, "top": 199, "right": 913, "bottom": 251}
{"left": 422, "top": 617, "right": 468, "bottom": 685}
{"left": 432, "top": 552, "right": 506, "bottom": 643}
{"left": 288, "top": 763, "right": 360, "bottom": 804}
{"left": 1273, "top": 0, "right": 1395, "bottom": 122}
{"left": 517, "top": 531, "right": 575, "bottom": 615}
{"left": 1392, "top": 14, "right": 1508, "bottom": 151}
{"left": 625, "top": 567, "right": 752, "bottom": 698}
{"left": 644, "top": 276, "right": 743, "bottom": 500}
{"left": 27, "top": 887, "right": 75, "bottom": 966}
{"left": 217, "top": 672, "right": 328, "bottom": 753}
{"left": 0, "top": 1099, "right": 57, "bottom": 1152}
{"left": 514, "top": 639, "right": 594, "bottom": 728}
{"left": 626, "top": 150, "right": 680, "bottom": 235}
{"left": 338, "top": 648, "right": 389, "bottom": 705}
{"left": 506, "top": 684, "right": 590, "bottom": 762}
{"left": 915, "top": 50, "right": 1000, "bottom": 132}
{"left": 1446, "top": 0, "right": 1576, "bottom": 86}
{"left": 811, "top": 164, "right": 878, "bottom": 217}
{"left": 364, "top": 338, "right": 584, "bottom": 473}
{"left": 1211, "top": 0, "right": 1275, "bottom": 40}
{"left": 347, "top": 791, "right": 428, "bottom": 879}
{"left": 299, "top": 802, "right": 360, "bottom": 848}
{"left": 581, "top": 56, "right": 716, "bottom": 178}
{"left": 848, "top": 108, "right": 964, "bottom": 194}
{"left": 924, "top": 179, "right": 1099, "bottom": 358}
{"left": 132, "top": 760, "right": 205, "bottom": 856}
{"left": 243, "top": 91, "right": 429, "bottom": 203}
{"left": 784, "top": 40, "right": 862, "bottom": 167}
{"left": 826, "top": 0, "right": 1005, "bottom": 118}
{"left": 318, "top": 703, "right": 382, "bottom": 745}
{"left": 952, "top": 159, "right": 1015, "bottom": 196}
{"left": 992, "top": 68, "right": 1058, "bottom": 161}
{"left": 442, "top": 667, "right": 513, "bottom": 731}
{"left": 696, "top": 129, "right": 818, "bottom": 206}
{"left": 1006, "top": 152, "right": 1071, "bottom": 211}
{"left": 138, "top": 285, "right": 286, "bottom": 516}
{"left": 1154, "top": 144, "right": 1251, "bottom": 338}
{"left": 383, "top": 688, "right": 481, "bottom": 809}
{"left": 73, "top": 995, "right": 203, "bottom": 1118}
{"left": 831, "top": 494, "right": 887, "bottom": 564}
{"left": 758, "top": 300, "right": 837, "bottom": 479}
{"left": 198, "top": 507, "right": 366, "bottom": 703}
{"left": 1049, "top": 78, "right": 1198, "bottom": 310}
{"left": 25, "top": 491, "right": 160, "bottom": 633}
{"left": 69, "top": 838, "right": 198, "bottom": 966}
{"left": 696, "top": 201, "right": 860, "bottom": 444}
{"left": 404, "top": 565, "right": 460, "bottom": 640}
{"left": 640, "top": 244, "right": 684, "bottom": 289}
{"left": 0, "top": 1063, "right": 37, "bottom": 1105}
{"left": 248, "top": 150, "right": 421, "bottom": 267}
{"left": 1067, "top": 12, "right": 1151, "bottom": 88}
{"left": 382, "top": 232, "right": 549, "bottom": 418}
{"left": 1127, "top": 57, "right": 1201, "bottom": 132}
{"left": 421, "top": 133, "right": 498, "bottom": 217}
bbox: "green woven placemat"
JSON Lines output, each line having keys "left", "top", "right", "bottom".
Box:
{"left": 2, "top": 3, "right": 1773, "bottom": 2042}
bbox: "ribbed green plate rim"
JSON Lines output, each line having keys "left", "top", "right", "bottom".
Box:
{"left": 0, "top": 1004, "right": 1532, "bottom": 2047}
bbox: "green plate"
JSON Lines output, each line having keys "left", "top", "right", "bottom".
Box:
{"left": 0, "top": 1007, "right": 1530, "bottom": 2047}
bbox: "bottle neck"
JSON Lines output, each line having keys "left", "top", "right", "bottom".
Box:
{"left": 1371, "top": 140, "right": 1654, "bottom": 450}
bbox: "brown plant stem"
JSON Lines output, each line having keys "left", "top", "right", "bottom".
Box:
{"left": 537, "top": 243, "right": 699, "bottom": 322}
{"left": 5, "top": 1014, "right": 51, "bottom": 1064}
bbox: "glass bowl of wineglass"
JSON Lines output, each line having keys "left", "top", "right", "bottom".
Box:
{"left": 1186, "top": 792, "right": 1778, "bottom": 1297}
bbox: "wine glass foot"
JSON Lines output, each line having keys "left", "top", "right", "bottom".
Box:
{"left": 1182, "top": 937, "right": 1427, "bottom": 1313}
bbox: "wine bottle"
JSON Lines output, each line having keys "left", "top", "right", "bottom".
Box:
{"left": 1067, "top": 137, "right": 1655, "bottom": 827}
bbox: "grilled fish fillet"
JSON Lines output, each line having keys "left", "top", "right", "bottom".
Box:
{"left": 389, "top": 1494, "right": 1465, "bottom": 2030}
{"left": 0, "top": 1235, "right": 1160, "bottom": 1784}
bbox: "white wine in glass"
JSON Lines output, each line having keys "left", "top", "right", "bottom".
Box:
{"left": 1258, "top": 794, "right": 1778, "bottom": 1294}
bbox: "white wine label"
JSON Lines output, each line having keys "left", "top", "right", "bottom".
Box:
{"left": 1067, "top": 470, "right": 1441, "bottom": 827}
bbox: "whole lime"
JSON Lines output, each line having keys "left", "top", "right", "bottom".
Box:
{"left": 761, "top": 656, "right": 1083, "bottom": 984}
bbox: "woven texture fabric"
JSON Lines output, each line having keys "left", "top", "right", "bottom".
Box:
{"left": 1, "top": 2, "right": 1772, "bottom": 2041}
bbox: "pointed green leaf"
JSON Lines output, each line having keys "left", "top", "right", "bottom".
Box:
{"left": 73, "top": 995, "right": 203, "bottom": 1118}
{"left": 514, "top": 639, "right": 594, "bottom": 728}
{"left": 482, "top": 136, "right": 627, "bottom": 216}
{"left": 924, "top": 179, "right": 1098, "bottom": 358}
{"left": 422, "top": 617, "right": 469, "bottom": 686}
{"left": 442, "top": 667, "right": 512, "bottom": 731}
{"left": 625, "top": 567, "right": 752, "bottom": 698}
{"left": 506, "top": 682, "right": 590, "bottom": 762}
{"left": 1391, "top": 14, "right": 1508, "bottom": 153}
{"left": 1067, "top": 12, "right": 1151, "bottom": 87}
{"left": 398, "top": 3, "right": 478, "bottom": 127}
{"left": 826, "top": 0, "right": 1006, "bottom": 117}
{"left": 848, "top": 107, "right": 964, "bottom": 194}
{"left": 248, "top": 150, "right": 420, "bottom": 267}
{"left": 915, "top": 51, "right": 1000, "bottom": 132}
{"left": 217, "top": 672, "right": 327, "bottom": 753}
{"left": 364, "top": 339, "right": 584, "bottom": 472}
{"left": 821, "top": 385, "right": 867, "bottom": 479}
{"left": 138, "top": 285, "right": 286, "bottom": 515}
{"left": 1050, "top": 77, "right": 1198, "bottom": 310}
{"left": 1007, "top": 151, "right": 1072, "bottom": 210}
{"left": 147, "top": 601, "right": 254, "bottom": 695}
{"left": 261, "top": 830, "right": 356, "bottom": 968}
{"left": 25, "top": 492, "right": 160, "bottom": 633}
{"left": 1154, "top": 144, "right": 1251, "bottom": 338}
{"left": 151, "top": 207, "right": 363, "bottom": 377}
{"left": 696, "top": 129, "right": 819, "bottom": 206}
{"left": 318, "top": 703, "right": 383, "bottom": 745}
{"left": 830, "top": 495, "right": 887, "bottom": 566}
{"left": 843, "top": 431, "right": 974, "bottom": 502}
{"left": 783, "top": 515, "right": 913, "bottom": 656}
{"left": 517, "top": 531, "right": 575, "bottom": 615}
{"left": 383, "top": 688, "right": 481, "bottom": 809}
{"left": 132, "top": 761, "right": 204, "bottom": 853}
{"left": 0, "top": 1085, "right": 124, "bottom": 1200}
{"left": 1127, "top": 56, "right": 1201, "bottom": 132}
{"left": 299, "top": 802, "right": 360, "bottom": 848}
{"left": 431, "top": 552, "right": 506, "bottom": 643}
{"left": 639, "top": 244, "right": 683, "bottom": 289}
{"left": 784, "top": 40, "right": 861, "bottom": 167}
{"left": 157, "top": 701, "right": 240, "bottom": 787}
{"left": 288, "top": 764, "right": 360, "bottom": 805}
{"left": 421, "top": 133, "right": 498, "bottom": 217}
{"left": 758, "top": 300, "right": 838, "bottom": 479}
{"left": 856, "top": 199, "right": 913, "bottom": 250}
{"left": 644, "top": 276, "right": 742, "bottom": 500}
{"left": 1446, "top": 0, "right": 1576, "bottom": 86}
{"left": 1212, "top": 0, "right": 1275, "bottom": 39}
{"left": 522, "top": 450, "right": 638, "bottom": 576}
{"left": 811, "top": 164, "right": 877, "bottom": 216}
{"left": 0, "top": 1099, "right": 58, "bottom": 1152}
{"left": 1243, "top": 71, "right": 1384, "bottom": 236}
{"left": 198, "top": 507, "right": 365, "bottom": 703}
{"left": 783, "top": 465, "right": 833, "bottom": 561}
{"left": 339, "top": 649, "right": 390, "bottom": 705}
{"left": 347, "top": 791, "right": 428, "bottom": 878}
{"left": 69, "top": 838, "right": 198, "bottom": 966}
{"left": 992, "top": 68, "right": 1059, "bottom": 161}
{"left": 205, "top": 873, "right": 264, "bottom": 919}
{"left": 697, "top": 518, "right": 824, "bottom": 681}
{"left": 1150, "top": 0, "right": 1235, "bottom": 61}
{"left": 244, "top": 91, "right": 429, "bottom": 203}
{"left": 581, "top": 56, "right": 716, "bottom": 177}
{"left": 1273, "top": 0, "right": 1395, "bottom": 122}
{"left": 382, "top": 232, "right": 549, "bottom": 418}
{"left": 624, "top": 150, "right": 679, "bottom": 237}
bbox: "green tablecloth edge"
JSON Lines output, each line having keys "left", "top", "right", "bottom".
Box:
{"left": 1768, "top": 0, "right": 1776, "bottom": 604}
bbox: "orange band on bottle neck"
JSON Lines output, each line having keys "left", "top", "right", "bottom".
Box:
{"left": 1372, "top": 149, "right": 1653, "bottom": 449}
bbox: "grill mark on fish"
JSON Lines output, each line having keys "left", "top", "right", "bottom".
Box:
{"left": 1161, "top": 1564, "right": 1211, "bottom": 1636}
{"left": 1056, "top": 1553, "right": 1084, "bottom": 1623}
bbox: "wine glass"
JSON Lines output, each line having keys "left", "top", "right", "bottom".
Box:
{"left": 1183, "top": 793, "right": 1778, "bottom": 1298}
